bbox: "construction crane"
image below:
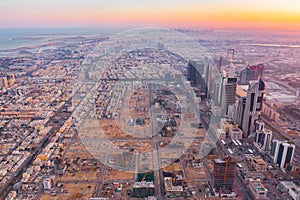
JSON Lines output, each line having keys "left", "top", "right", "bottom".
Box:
{"left": 219, "top": 139, "right": 231, "bottom": 191}
{"left": 223, "top": 156, "right": 231, "bottom": 191}
{"left": 141, "top": 173, "right": 147, "bottom": 182}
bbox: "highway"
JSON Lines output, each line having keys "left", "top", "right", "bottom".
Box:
{"left": 95, "top": 152, "right": 109, "bottom": 197}
{"left": 149, "top": 84, "right": 164, "bottom": 200}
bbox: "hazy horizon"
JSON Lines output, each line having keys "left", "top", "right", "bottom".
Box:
{"left": 1, "top": 0, "right": 300, "bottom": 30}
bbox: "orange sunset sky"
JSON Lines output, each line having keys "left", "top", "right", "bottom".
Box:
{"left": 0, "top": 0, "right": 300, "bottom": 30}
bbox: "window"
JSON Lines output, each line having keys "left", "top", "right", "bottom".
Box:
{"left": 257, "top": 96, "right": 262, "bottom": 103}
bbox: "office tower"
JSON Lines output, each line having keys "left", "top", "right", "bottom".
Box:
{"left": 205, "top": 63, "right": 212, "bottom": 98}
{"left": 210, "top": 73, "right": 217, "bottom": 101}
{"left": 248, "top": 179, "right": 268, "bottom": 200}
{"left": 187, "top": 60, "right": 204, "bottom": 87}
{"left": 239, "top": 69, "right": 248, "bottom": 85}
{"left": 247, "top": 64, "right": 264, "bottom": 80}
{"left": 270, "top": 140, "right": 295, "bottom": 171}
{"left": 187, "top": 60, "right": 209, "bottom": 98}
{"left": 221, "top": 77, "right": 237, "bottom": 115}
{"left": 239, "top": 64, "right": 264, "bottom": 85}
{"left": 235, "top": 85, "right": 247, "bottom": 130}
{"left": 254, "top": 129, "right": 272, "bottom": 152}
{"left": 214, "top": 69, "right": 237, "bottom": 116}
{"left": 214, "top": 78, "right": 222, "bottom": 105}
{"left": 217, "top": 56, "right": 223, "bottom": 72}
{"left": 236, "top": 79, "right": 265, "bottom": 137}
{"left": 212, "top": 157, "right": 236, "bottom": 192}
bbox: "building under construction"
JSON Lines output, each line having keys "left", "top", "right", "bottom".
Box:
{"left": 132, "top": 182, "right": 155, "bottom": 198}
{"left": 212, "top": 157, "right": 236, "bottom": 192}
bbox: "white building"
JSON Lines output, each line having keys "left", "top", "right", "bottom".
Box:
{"left": 235, "top": 80, "right": 265, "bottom": 138}
{"left": 253, "top": 122, "right": 272, "bottom": 152}
{"left": 270, "top": 140, "right": 295, "bottom": 171}
{"left": 254, "top": 129, "right": 272, "bottom": 152}
{"left": 43, "top": 178, "right": 53, "bottom": 190}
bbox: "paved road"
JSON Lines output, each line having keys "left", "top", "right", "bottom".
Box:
{"left": 149, "top": 84, "right": 165, "bottom": 200}
{"left": 95, "top": 156, "right": 108, "bottom": 197}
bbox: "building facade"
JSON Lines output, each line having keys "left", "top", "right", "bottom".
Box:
{"left": 254, "top": 122, "right": 272, "bottom": 152}
{"left": 271, "top": 140, "right": 295, "bottom": 171}
{"left": 235, "top": 79, "right": 265, "bottom": 137}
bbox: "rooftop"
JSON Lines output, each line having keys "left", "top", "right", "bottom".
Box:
{"left": 249, "top": 179, "right": 267, "bottom": 192}
{"left": 236, "top": 85, "right": 248, "bottom": 97}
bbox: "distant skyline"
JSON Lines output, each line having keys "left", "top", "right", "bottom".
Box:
{"left": 1, "top": 0, "right": 300, "bottom": 30}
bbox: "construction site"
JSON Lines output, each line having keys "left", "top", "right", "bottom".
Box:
{"left": 36, "top": 48, "right": 213, "bottom": 199}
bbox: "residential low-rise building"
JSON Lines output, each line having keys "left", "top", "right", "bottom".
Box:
{"left": 229, "top": 127, "right": 243, "bottom": 140}
{"left": 248, "top": 179, "right": 268, "bottom": 200}
{"left": 249, "top": 155, "right": 267, "bottom": 172}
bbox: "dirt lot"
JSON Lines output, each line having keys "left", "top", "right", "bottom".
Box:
{"left": 40, "top": 182, "right": 97, "bottom": 200}
{"left": 103, "top": 168, "right": 135, "bottom": 181}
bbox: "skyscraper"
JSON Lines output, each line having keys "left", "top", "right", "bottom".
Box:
{"left": 187, "top": 60, "right": 209, "bottom": 98}
{"left": 214, "top": 69, "right": 237, "bottom": 116}
{"left": 236, "top": 79, "right": 265, "bottom": 137}
{"left": 271, "top": 140, "right": 295, "bottom": 171}
{"left": 187, "top": 60, "right": 203, "bottom": 87}
{"left": 239, "top": 64, "right": 264, "bottom": 85}
{"left": 222, "top": 77, "right": 237, "bottom": 115}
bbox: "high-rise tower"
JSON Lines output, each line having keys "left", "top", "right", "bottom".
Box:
{"left": 236, "top": 79, "right": 265, "bottom": 137}
{"left": 270, "top": 140, "right": 295, "bottom": 171}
